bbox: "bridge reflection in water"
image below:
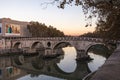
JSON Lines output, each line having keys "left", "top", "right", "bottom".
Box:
{"left": 12, "top": 48, "right": 91, "bottom": 80}
{"left": 0, "top": 46, "right": 107, "bottom": 80}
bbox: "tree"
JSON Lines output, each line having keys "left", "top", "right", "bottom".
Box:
{"left": 42, "top": 0, "right": 120, "bottom": 39}
{"left": 27, "top": 21, "right": 65, "bottom": 37}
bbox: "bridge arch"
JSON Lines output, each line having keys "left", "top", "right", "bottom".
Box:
{"left": 31, "top": 57, "right": 72, "bottom": 74}
{"left": 85, "top": 43, "right": 109, "bottom": 54}
{"left": 31, "top": 58, "right": 45, "bottom": 70}
{"left": 13, "top": 55, "right": 24, "bottom": 65}
{"left": 13, "top": 42, "right": 22, "bottom": 49}
{"left": 31, "top": 42, "right": 45, "bottom": 50}
{"left": 53, "top": 42, "right": 72, "bottom": 49}
{"left": 54, "top": 63, "right": 73, "bottom": 74}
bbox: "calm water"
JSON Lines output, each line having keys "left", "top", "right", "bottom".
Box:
{"left": 0, "top": 47, "right": 107, "bottom": 80}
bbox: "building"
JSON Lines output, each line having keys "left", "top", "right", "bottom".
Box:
{"left": 0, "top": 18, "right": 31, "bottom": 37}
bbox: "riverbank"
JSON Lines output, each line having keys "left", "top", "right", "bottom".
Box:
{"left": 88, "top": 45, "right": 120, "bottom": 80}
{"left": 0, "top": 49, "right": 39, "bottom": 56}
{"left": 83, "top": 71, "right": 96, "bottom": 80}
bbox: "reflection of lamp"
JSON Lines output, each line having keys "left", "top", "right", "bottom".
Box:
{"left": 7, "top": 67, "right": 13, "bottom": 74}
{"left": 9, "top": 68, "right": 12, "bottom": 74}
{"left": 0, "top": 69, "right": 2, "bottom": 75}
{"left": 0, "top": 27, "right": 1, "bottom": 33}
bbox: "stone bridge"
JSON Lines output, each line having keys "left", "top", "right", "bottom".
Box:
{"left": 2, "top": 37, "right": 113, "bottom": 60}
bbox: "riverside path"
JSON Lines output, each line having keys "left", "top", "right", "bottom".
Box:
{"left": 89, "top": 44, "right": 120, "bottom": 80}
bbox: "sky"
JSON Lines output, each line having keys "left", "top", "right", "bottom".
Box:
{"left": 0, "top": 0, "right": 96, "bottom": 36}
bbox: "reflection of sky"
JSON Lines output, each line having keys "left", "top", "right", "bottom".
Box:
{"left": 88, "top": 52, "right": 106, "bottom": 72}
{"left": 17, "top": 74, "right": 65, "bottom": 80}
{"left": 57, "top": 47, "right": 77, "bottom": 73}
{"left": 0, "top": 0, "right": 96, "bottom": 35}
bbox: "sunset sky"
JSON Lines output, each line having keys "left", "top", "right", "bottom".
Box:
{"left": 0, "top": 0, "right": 96, "bottom": 36}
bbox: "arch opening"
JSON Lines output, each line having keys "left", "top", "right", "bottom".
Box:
{"left": 13, "top": 55, "right": 24, "bottom": 65}
{"left": 47, "top": 42, "right": 51, "bottom": 47}
{"left": 53, "top": 42, "right": 72, "bottom": 49}
{"left": 53, "top": 42, "right": 78, "bottom": 57}
{"left": 53, "top": 42, "right": 77, "bottom": 73}
{"left": 13, "top": 42, "right": 22, "bottom": 49}
{"left": 53, "top": 42, "right": 75, "bottom": 56}
{"left": 86, "top": 44, "right": 110, "bottom": 58}
{"left": 56, "top": 46, "right": 77, "bottom": 73}
{"left": 31, "top": 57, "right": 45, "bottom": 70}
{"left": 31, "top": 42, "right": 45, "bottom": 50}
{"left": 86, "top": 44, "right": 108, "bottom": 72}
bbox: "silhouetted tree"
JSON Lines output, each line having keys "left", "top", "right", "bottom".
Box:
{"left": 42, "top": 0, "right": 120, "bottom": 39}
{"left": 80, "top": 32, "right": 102, "bottom": 38}
{"left": 27, "top": 22, "right": 65, "bottom": 37}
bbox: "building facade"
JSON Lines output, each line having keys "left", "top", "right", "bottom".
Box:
{"left": 0, "top": 18, "right": 31, "bottom": 37}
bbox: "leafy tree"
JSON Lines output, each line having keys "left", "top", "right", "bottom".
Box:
{"left": 27, "top": 21, "right": 65, "bottom": 37}
{"left": 43, "top": 0, "right": 120, "bottom": 39}
{"left": 80, "top": 32, "right": 102, "bottom": 38}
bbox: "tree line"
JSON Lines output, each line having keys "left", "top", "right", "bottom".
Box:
{"left": 80, "top": 32, "right": 102, "bottom": 38}
{"left": 27, "top": 22, "right": 65, "bottom": 37}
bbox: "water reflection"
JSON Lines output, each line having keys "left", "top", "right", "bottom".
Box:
{"left": 17, "top": 74, "right": 64, "bottom": 80}
{"left": 12, "top": 55, "right": 90, "bottom": 80}
{"left": 0, "top": 57, "right": 23, "bottom": 80}
{"left": 0, "top": 46, "right": 108, "bottom": 80}
{"left": 57, "top": 47, "right": 77, "bottom": 73}
{"left": 88, "top": 52, "right": 106, "bottom": 72}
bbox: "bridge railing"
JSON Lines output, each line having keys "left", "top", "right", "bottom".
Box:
{"left": 4, "top": 36, "right": 105, "bottom": 42}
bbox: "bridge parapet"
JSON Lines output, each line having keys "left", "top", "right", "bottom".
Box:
{"left": 4, "top": 36, "right": 104, "bottom": 43}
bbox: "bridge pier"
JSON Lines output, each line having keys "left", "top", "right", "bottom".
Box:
{"left": 76, "top": 49, "right": 91, "bottom": 61}
{"left": 43, "top": 48, "right": 58, "bottom": 58}
{"left": 42, "top": 48, "right": 64, "bottom": 58}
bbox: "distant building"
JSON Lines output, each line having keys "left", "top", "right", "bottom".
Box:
{"left": 0, "top": 18, "right": 31, "bottom": 37}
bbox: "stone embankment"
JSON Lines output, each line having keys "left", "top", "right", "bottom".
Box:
{"left": 89, "top": 45, "right": 120, "bottom": 80}
{"left": 0, "top": 49, "right": 38, "bottom": 56}
{"left": 0, "top": 49, "right": 23, "bottom": 55}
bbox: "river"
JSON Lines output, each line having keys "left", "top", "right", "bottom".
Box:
{"left": 0, "top": 46, "right": 108, "bottom": 80}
